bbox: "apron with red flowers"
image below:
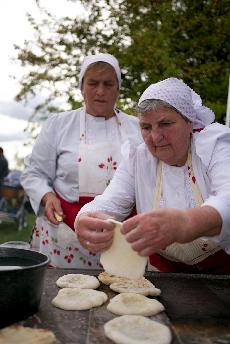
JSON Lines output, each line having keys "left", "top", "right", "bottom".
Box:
{"left": 31, "top": 109, "right": 128, "bottom": 268}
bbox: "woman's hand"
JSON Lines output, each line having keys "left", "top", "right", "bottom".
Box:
{"left": 121, "top": 209, "right": 189, "bottom": 256}
{"left": 75, "top": 212, "right": 115, "bottom": 253}
{"left": 121, "top": 206, "right": 222, "bottom": 257}
{"left": 41, "top": 192, "right": 64, "bottom": 225}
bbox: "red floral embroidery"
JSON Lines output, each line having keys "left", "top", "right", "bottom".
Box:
{"left": 192, "top": 176, "right": 196, "bottom": 183}
{"left": 98, "top": 156, "right": 118, "bottom": 186}
{"left": 64, "top": 254, "right": 74, "bottom": 263}
{"left": 42, "top": 239, "right": 49, "bottom": 246}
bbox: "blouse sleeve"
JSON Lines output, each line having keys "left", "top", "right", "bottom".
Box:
{"left": 197, "top": 124, "right": 230, "bottom": 251}
{"left": 20, "top": 114, "right": 59, "bottom": 215}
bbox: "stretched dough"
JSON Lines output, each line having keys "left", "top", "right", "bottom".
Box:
{"left": 100, "top": 219, "right": 147, "bottom": 279}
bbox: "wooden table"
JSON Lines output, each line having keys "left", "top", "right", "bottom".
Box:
{"left": 20, "top": 269, "right": 230, "bottom": 344}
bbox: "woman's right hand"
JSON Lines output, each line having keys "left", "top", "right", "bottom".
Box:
{"left": 41, "top": 192, "right": 64, "bottom": 225}
{"left": 75, "top": 212, "right": 115, "bottom": 253}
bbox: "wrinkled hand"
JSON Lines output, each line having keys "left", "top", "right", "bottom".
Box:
{"left": 42, "top": 192, "right": 64, "bottom": 225}
{"left": 121, "top": 208, "right": 188, "bottom": 256}
{"left": 75, "top": 212, "right": 115, "bottom": 253}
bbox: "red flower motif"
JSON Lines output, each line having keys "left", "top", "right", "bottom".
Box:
{"left": 98, "top": 163, "right": 105, "bottom": 168}
{"left": 192, "top": 176, "right": 196, "bottom": 183}
{"left": 64, "top": 254, "right": 74, "bottom": 263}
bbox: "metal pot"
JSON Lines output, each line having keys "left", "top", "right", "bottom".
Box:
{"left": 0, "top": 247, "right": 49, "bottom": 328}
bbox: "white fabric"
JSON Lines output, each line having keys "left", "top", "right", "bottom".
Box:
{"left": 20, "top": 107, "right": 142, "bottom": 269}
{"left": 21, "top": 107, "right": 142, "bottom": 216}
{"left": 79, "top": 53, "right": 121, "bottom": 89}
{"left": 153, "top": 153, "right": 220, "bottom": 265}
{"left": 76, "top": 123, "right": 230, "bottom": 255}
{"left": 79, "top": 109, "right": 126, "bottom": 196}
{"left": 138, "top": 78, "right": 215, "bottom": 129}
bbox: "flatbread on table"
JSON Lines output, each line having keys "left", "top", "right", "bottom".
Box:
{"left": 110, "top": 278, "right": 161, "bottom": 296}
{"left": 100, "top": 219, "right": 147, "bottom": 279}
{"left": 0, "top": 325, "right": 57, "bottom": 344}
{"left": 56, "top": 273, "right": 100, "bottom": 289}
{"left": 98, "top": 271, "right": 147, "bottom": 285}
{"left": 107, "top": 292, "right": 165, "bottom": 316}
{"left": 104, "top": 315, "right": 172, "bottom": 344}
{"left": 52, "top": 288, "right": 108, "bottom": 310}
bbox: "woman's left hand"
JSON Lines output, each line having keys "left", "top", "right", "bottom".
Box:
{"left": 121, "top": 209, "right": 188, "bottom": 256}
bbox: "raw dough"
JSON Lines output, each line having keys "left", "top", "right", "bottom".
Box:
{"left": 100, "top": 219, "right": 147, "bottom": 279}
{"left": 56, "top": 273, "right": 100, "bottom": 289}
{"left": 52, "top": 288, "right": 108, "bottom": 310}
{"left": 107, "top": 292, "right": 165, "bottom": 316}
{"left": 104, "top": 315, "right": 172, "bottom": 344}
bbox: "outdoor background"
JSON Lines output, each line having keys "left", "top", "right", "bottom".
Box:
{"left": 0, "top": 0, "right": 229, "bottom": 242}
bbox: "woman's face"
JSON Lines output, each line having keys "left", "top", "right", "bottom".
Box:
{"left": 139, "top": 107, "right": 192, "bottom": 166}
{"left": 81, "top": 65, "right": 119, "bottom": 118}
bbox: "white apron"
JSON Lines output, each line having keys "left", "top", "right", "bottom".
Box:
{"left": 31, "top": 109, "right": 128, "bottom": 268}
{"left": 153, "top": 147, "right": 221, "bottom": 265}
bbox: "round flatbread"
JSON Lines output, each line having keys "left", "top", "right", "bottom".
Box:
{"left": 110, "top": 279, "right": 161, "bottom": 296}
{"left": 56, "top": 274, "right": 100, "bottom": 289}
{"left": 104, "top": 315, "right": 171, "bottom": 344}
{"left": 52, "top": 288, "right": 108, "bottom": 310}
{"left": 0, "top": 325, "right": 57, "bottom": 344}
{"left": 107, "top": 292, "right": 165, "bottom": 316}
{"left": 98, "top": 271, "right": 148, "bottom": 286}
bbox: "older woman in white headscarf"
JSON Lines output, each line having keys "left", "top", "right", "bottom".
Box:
{"left": 75, "top": 77, "right": 230, "bottom": 274}
{"left": 21, "top": 53, "right": 142, "bottom": 268}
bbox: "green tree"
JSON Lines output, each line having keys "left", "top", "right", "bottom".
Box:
{"left": 15, "top": 0, "right": 230, "bottom": 124}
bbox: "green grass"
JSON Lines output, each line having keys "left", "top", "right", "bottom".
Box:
{"left": 0, "top": 213, "right": 35, "bottom": 244}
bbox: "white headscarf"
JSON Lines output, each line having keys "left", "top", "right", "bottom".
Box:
{"left": 79, "top": 53, "right": 121, "bottom": 89}
{"left": 138, "top": 78, "right": 215, "bottom": 129}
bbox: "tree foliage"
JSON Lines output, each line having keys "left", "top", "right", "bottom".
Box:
{"left": 15, "top": 0, "right": 230, "bottom": 124}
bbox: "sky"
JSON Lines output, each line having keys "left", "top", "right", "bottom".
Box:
{"left": 0, "top": 0, "right": 84, "bottom": 169}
